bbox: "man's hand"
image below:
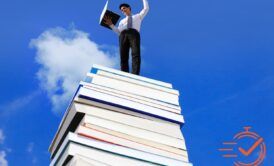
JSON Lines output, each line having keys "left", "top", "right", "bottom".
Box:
{"left": 103, "top": 16, "right": 113, "bottom": 26}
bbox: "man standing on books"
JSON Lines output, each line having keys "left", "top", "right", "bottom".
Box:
{"left": 104, "top": 0, "right": 149, "bottom": 75}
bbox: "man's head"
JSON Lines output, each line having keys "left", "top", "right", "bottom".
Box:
{"left": 119, "top": 3, "right": 131, "bottom": 16}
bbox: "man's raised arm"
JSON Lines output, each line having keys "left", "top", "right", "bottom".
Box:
{"left": 139, "top": 0, "right": 149, "bottom": 20}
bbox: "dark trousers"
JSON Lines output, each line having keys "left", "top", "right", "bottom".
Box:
{"left": 119, "top": 29, "right": 141, "bottom": 75}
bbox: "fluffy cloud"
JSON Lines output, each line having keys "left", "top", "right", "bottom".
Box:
{"left": 0, "top": 151, "right": 8, "bottom": 166}
{"left": 30, "top": 27, "right": 118, "bottom": 113}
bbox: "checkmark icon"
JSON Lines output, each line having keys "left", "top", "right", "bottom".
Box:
{"left": 238, "top": 137, "right": 264, "bottom": 156}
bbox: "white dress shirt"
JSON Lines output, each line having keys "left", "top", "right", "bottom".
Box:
{"left": 110, "top": 0, "right": 149, "bottom": 35}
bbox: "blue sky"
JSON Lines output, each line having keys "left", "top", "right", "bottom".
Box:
{"left": 0, "top": 0, "right": 273, "bottom": 165}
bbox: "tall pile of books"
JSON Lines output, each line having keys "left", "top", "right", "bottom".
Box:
{"left": 49, "top": 64, "right": 192, "bottom": 166}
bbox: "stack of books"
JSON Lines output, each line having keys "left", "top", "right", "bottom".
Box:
{"left": 49, "top": 64, "right": 192, "bottom": 166}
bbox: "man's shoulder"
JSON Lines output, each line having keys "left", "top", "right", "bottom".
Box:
{"left": 132, "top": 13, "right": 142, "bottom": 19}
{"left": 119, "top": 17, "right": 126, "bottom": 24}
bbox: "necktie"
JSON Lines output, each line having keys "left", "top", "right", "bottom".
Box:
{"left": 127, "top": 15, "right": 132, "bottom": 29}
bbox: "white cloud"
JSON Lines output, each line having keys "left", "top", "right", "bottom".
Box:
{"left": 0, "top": 130, "right": 4, "bottom": 144}
{"left": 30, "top": 27, "right": 118, "bottom": 113}
{"left": 0, "top": 151, "right": 8, "bottom": 166}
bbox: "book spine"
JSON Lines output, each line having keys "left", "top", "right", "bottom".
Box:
{"left": 74, "top": 102, "right": 183, "bottom": 138}
{"left": 76, "top": 125, "right": 189, "bottom": 161}
{"left": 87, "top": 73, "right": 179, "bottom": 105}
{"left": 82, "top": 115, "right": 186, "bottom": 149}
{"left": 77, "top": 87, "right": 184, "bottom": 124}
{"left": 91, "top": 64, "right": 173, "bottom": 88}
{"left": 82, "top": 83, "right": 181, "bottom": 114}
{"left": 92, "top": 70, "right": 179, "bottom": 94}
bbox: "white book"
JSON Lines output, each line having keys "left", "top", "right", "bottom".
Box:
{"left": 74, "top": 102, "right": 183, "bottom": 139}
{"left": 67, "top": 155, "right": 112, "bottom": 166}
{"left": 77, "top": 86, "right": 184, "bottom": 124}
{"left": 91, "top": 64, "right": 173, "bottom": 88}
{"left": 50, "top": 132, "right": 192, "bottom": 166}
{"left": 86, "top": 73, "right": 179, "bottom": 105}
{"left": 81, "top": 81, "right": 182, "bottom": 114}
{"left": 49, "top": 102, "right": 79, "bottom": 158}
{"left": 49, "top": 99, "right": 183, "bottom": 159}
{"left": 83, "top": 123, "right": 187, "bottom": 156}
{"left": 87, "top": 69, "right": 179, "bottom": 95}
{"left": 80, "top": 115, "right": 186, "bottom": 149}
{"left": 76, "top": 125, "right": 189, "bottom": 162}
{"left": 75, "top": 97, "right": 178, "bottom": 126}
{"left": 53, "top": 139, "right": 159, "bottom": 166}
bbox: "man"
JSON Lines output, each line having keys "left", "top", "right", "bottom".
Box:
{"left": 104, "top": 0, "right": 149, "bottom": 75}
